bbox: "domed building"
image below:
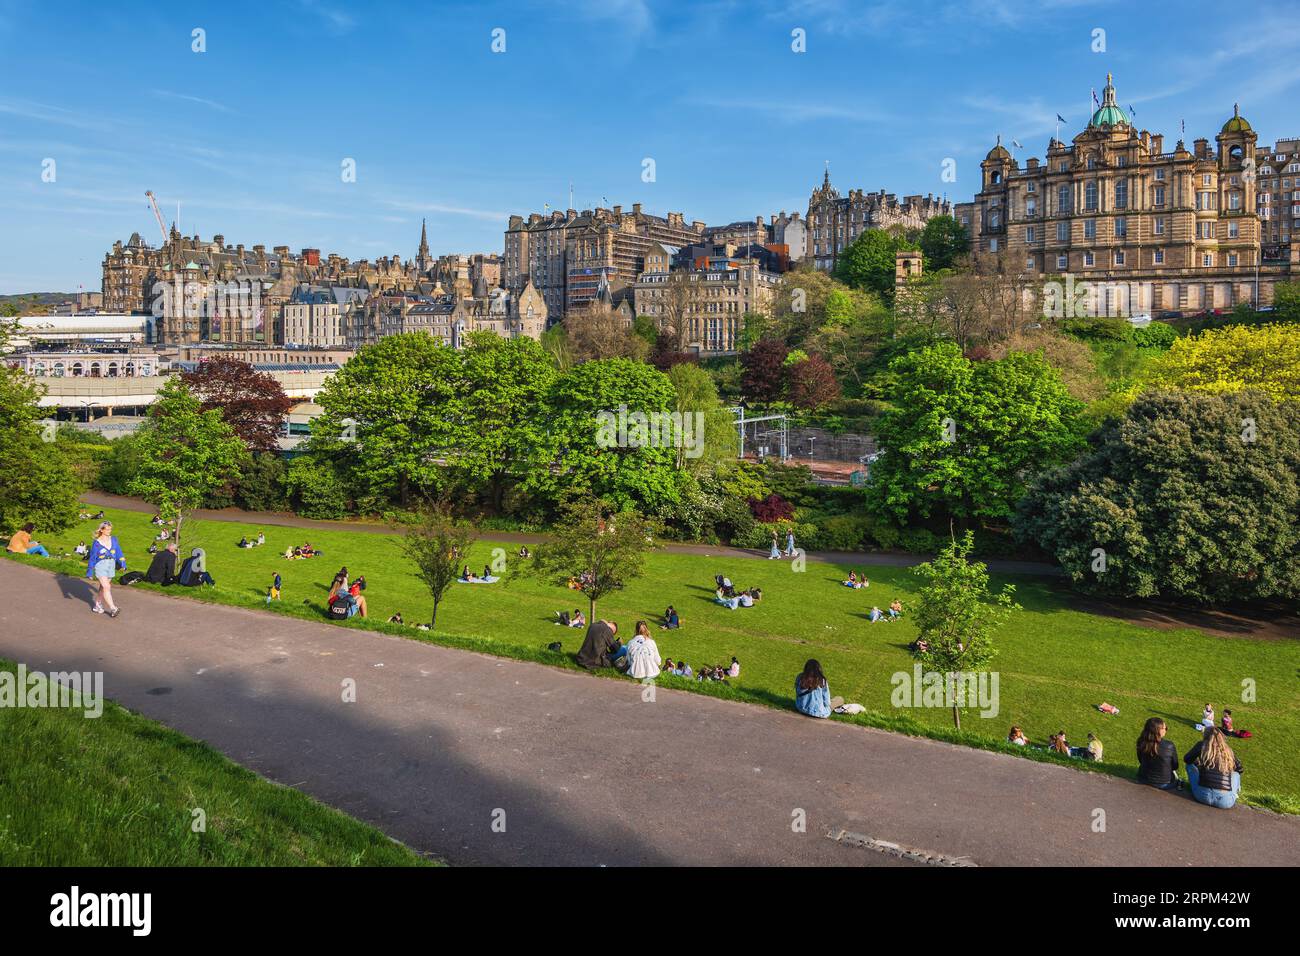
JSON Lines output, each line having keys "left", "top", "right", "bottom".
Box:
{"left": 955, "top": 75, "right": 1296, "bottom": 313}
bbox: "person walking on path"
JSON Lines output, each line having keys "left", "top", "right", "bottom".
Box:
{"left": 86, "top": 521, "right": 126, "bottom": 618}
{"left": 768, "top": 530, "right": 782, "bottom": 560}
{"left": 784, "top": 528, "right": 796, "bottom": 558}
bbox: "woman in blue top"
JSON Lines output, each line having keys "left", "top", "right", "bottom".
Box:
{"left": 794, "top": 659, "right": 843, "bottom": 719}
{"left": 85, "top": 521, "right": 125, "bottom": 618}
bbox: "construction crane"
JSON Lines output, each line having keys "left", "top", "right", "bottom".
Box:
{"left": 144, "top": 191, "right": 169, "bottom": 244}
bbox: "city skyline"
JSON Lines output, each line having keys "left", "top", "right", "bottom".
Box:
{"left": 3, "top": 0, "right": 1300, "bottom": 293}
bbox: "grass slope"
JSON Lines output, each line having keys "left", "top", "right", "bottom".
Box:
{"left": 10, "top": 505, "right": 1299, "bottom": 814}
{"left": 0, "top": 660, "right": 435, "bottom": 866}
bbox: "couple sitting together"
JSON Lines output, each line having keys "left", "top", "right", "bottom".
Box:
{"left": 459, "top": 564, "right": 499, "bottom": 583}
{"left": 714, "top": 575, "right": 761, "bottom": 610}
{"left": 576, "top": 619, "right": 662, "bottom": 680}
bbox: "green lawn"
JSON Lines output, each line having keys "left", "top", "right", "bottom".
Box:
{"left": 11, "top": 505, "right": 1300, "bottom": 814}
{"left": 0, "top": 660, "right": 436, "bottom": 866}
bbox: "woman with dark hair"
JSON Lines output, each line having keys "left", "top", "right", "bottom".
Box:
{"left": 7, "top": 522, "right": 50, "bottom": 557}
{"left": 794, "top": 659, "right": 842, "bottom": 719}
{"left": 1184, "top": 727, "right": 1243, "bottom": 809}
{"left": 1136, "top": 717, "right": 1181, "bottom": 790}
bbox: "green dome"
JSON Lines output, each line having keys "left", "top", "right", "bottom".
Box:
{"left": 1222, "top": 105, "right": 1252, "bottom": 134}
{"left": 1088, "top": 74, "right": 1129, "bottom": 128}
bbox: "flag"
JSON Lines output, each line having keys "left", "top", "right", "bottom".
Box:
{"left": 1012, "top": 139, "right": 1023, "bottom": 149}
{"left": 1091, "top": 89, "right": 1100, "bottom": 108}
{"left": 1057, "top": 113, "right": 1067, "bottom": 124}
{"left": 1129, "top": 104, "right": 1137, "bottom": 118}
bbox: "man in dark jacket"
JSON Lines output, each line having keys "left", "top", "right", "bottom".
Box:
{"left": 576, "top": 620, "right": 619, "bottom": 670}
{"left": 144, "top": 543, "right": 178, "bottom": 585}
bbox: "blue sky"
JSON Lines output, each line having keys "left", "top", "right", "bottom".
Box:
{"left": 2, "top": 0, "right": 1298, "bottom": 294}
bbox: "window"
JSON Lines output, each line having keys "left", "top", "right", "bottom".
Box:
{"left": 1203, "top": 174, "right": 1213, "bottom": 186}
{"left": 1056, "top": 222, "right": 1069, "bottom": 242}
{"left": 1087, "top": 155, "right": 1097, "bottom": 170}
{"left": 1026, "top": 181, "right": 1036, "bottom": 193}
{"left": 1203, "top": 253, "right": 1214, "bottom": 267}
{"left": 1115, "top": 179, "right": 1129, "bottom": 208}
{"left": 1026, "top": 226, "right": 1036, "bottom": 242}
{"left": 1027, "top": 257, "right": 1036, "bottom": 270}
{"left": 1084, "top": 219, "right": 1096, "bottom": 239}
{"left": 1228, "top": 192, "right": 1241, "bottom": 210}
{"left": 1228, "top": 253, "right": 1239, "bottom": 266}
{"left": 1198, "top": 221, "right": 1215, "bottom": 239}
{"left": 1154, "top": 217, "right": 1165, "bottom": 235}
{"left": 1115, "top": 216, "right": 1127, "bottom": 238}
{"left": 1057, "top": 254, "right": 1068, "bottom": 269}
{"left": 1118, "top": 156, "right": 1128, "bottom": 167}
{"left": 989, "top": 238, "right": 999, "bottom": 252}
{"left": 1085, "top": 181, "right": 1098, "bottom": 210}
{"left": 1229, "top": 221, "right": 1239, "bottom": 238}
{"left": 1025, "top": 198, "right": 1037, "bottom": 217}
{"left": 1114, "top": 251, "right": 1125, "bottom": 265}
{"left": 1083, "top": 251, "right": 1095, "bottom": 266}
{"left": 1154, "top": 249, "right": 1165, "bottom": 264}
{"left": 1154, "top": 185, "right": 1166, "bottom": 206}
{"left": 1059, "top": 161, "right": 1068, "bottom": 172}
{"left": 1057, "top": 185, "right": 1071, "bottom": 212}
{"left": 1154, "top": 168, "right": 1166, "bottom": 181}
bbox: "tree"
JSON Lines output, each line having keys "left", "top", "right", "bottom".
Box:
{"left": 787, "top": 354, "right": 841, "bottom": 410}
{"left": 308, "top": 333, "right": 464, "bottom": 510}
{"left": 740, "top": 336, "right": 788, "bottom": 403}
{"left": 652, "top": 270, "right": 694, "bottom": 353}
{"left": 833, "top": 227, "right": 916, "bottom": 302}
{"left": 866, "top": 343, "right": 1085, "bottom": 524}
{"left": 667, "top": 362, "right": 738, "bottom": 473}
{"left": 918, "top": 215, "right": 970, "bottom": 272}
{"left": 1273, "top": 280, "right": 1300, "bottom": 324}
{"left": 127, "top": 378, "right": 247, "bottom": 556}
{"left": 530, "top": 358, "right": 683, "bottom": 512}
{"left": 1015, "top": 390, "right": 1300, "bottom": 604}
{"left": 988, "top": 328, "right": 1106, "bottom": 402}
{"left": 179, "top": 356, "right": 294, "bottom": 452}
{"left": 563, "top": 302, "right": 649, "bottom": 363}
{"left": 896, "top": 267, "right": 1038, "bottom": 351}
{"left": 0, "top": 357, "right": 81, "bottom": 535}
{"left": 910, "top": 531, "right": 1018, "bottom": 729}
{"left": 524, "top": 497, "right": 659, "bottom": 618}
{"left": 453, "top": 333, "right": 556, "bottom": 512}
{"left": 1139, "top": 324, "right": 1300, "bottom": 402}
{"left": 400, "top": 504, "right": 478, "bottom": 628}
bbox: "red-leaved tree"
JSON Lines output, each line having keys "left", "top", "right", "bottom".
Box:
{"left": 741, "top": 336, "right": 788, "bottom": 403}
{"left": 787, "top": 354, "right": 841, "bottom": 410}
{"left": 180, "top": 356, "right": 295, "bottom": 452}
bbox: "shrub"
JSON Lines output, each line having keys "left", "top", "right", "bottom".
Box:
{"left": 1129, "top": 321, "right": 1179, "bottom": 350}
{"left": 749, "top": 493, "right": 794, "bottom": 522}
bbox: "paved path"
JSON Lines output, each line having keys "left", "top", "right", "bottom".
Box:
{"left": 3, "top": 560, "right": 1296, "bottom": 866}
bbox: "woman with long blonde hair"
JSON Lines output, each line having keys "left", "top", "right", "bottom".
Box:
{"left": 1184, "top": 726, "right": 1243, "bottom": 809}
{"left": 85, "top": 521, "right": 125, "bottom": 618}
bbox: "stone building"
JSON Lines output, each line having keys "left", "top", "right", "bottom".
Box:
{"left": 632, "top": 242, "right": 780, "bottom": 354}
{"left": 1254, "top": 137, "right": 1300, "bottom": 251}
{"left": 504, "top": 203, "right": 708, "bottom": 321}
{"left": 958, "top": 74, "right": 1297, "bottom": 313}
{"left": 807, "top": 168, "right": 952, "bottom": 271}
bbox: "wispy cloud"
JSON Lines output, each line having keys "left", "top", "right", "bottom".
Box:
{"left": 151, "top": 90, "right": 235, "bottom": 114}
{"left": 689, "top": 96, "right": 895, "bottom": 125}
{"left": 379, "top": 198, "right": 510, "bottom": 222}
{"left": 297, "top": 0, "right": 356, "bottom": 35}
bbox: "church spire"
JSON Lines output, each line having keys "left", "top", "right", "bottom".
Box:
{"left": 418, "top": 218, "right": 430, "bottom": 258}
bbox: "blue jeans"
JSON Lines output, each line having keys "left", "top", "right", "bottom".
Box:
{"left": 26, "top": 544, "right": 49, "bottom": 557}
{"left": 1187, "top": 765, "right": 1240, "bottom": 809}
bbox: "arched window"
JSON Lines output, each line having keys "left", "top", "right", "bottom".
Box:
{"left": 125, "top": 361, "right": 136, "bottom": 377}
{"left": 72, "top": 362, "right": 83, "bottom": 377}
{"left": 89, "top": 362, "right": 101, "bottom": 378}
{"left": 107, "top": 362, "right": 119, "bottom": 377}
{"left": 53, "top": 362, "right": 65, "bottom": 377}
{"left": 33, "top": 362, "right": 47, "bottom": 376}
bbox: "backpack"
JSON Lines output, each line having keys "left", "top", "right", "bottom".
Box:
{"left": 120, "top": 571, "right": 145, "bottom": 586}
{"left": 327, "top": 600, "right": 351, "bottom": 621}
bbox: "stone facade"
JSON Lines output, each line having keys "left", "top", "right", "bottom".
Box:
{"left": 807, "top": 168, "right": 952, "bottom": 271}
{"left": 958, "top": 75, "right": 1297, "bottom": 312}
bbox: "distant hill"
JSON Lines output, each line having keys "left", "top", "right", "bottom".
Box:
{"left": 0, "top": 292, "right": 85, "bottom": 315}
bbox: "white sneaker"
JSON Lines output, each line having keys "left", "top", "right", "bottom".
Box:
{"left": 92, "top": 604, "right": 104, "bottom": 614}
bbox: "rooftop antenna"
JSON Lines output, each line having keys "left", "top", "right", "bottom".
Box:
{"left": 569, "top": 181, "right": 574, "bottom": 210}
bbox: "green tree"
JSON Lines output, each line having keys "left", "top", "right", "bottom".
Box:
{"left": 833, "top": 227, "right": 916, "bottom": 302}
{"left": 0, "top": 360, "right": 81, "bottom": 535}
{"left": 1015, "top": 390, "right": 1300, "bottom": 605}
{"left": 309, "top": 333, "right": 464, "bottom": 509}
{"left": 127, "top": 378, "right": 247, "bottom": 556}
{"left": 910, "top": 531, "right": 1018, "bottom": 729}
{"left": 523, "top": 497, "right": 659, "bottom": 618}
{"left": 918, "top": 215, "right": 970, "bottom": 272}
{"left": 1273, "top": 279, "right": 1300, "bottom": 324}
{"left": 400, "top": 504, "right": 478, "bottom": 628}
{"left": 453, "top": 333, "right": 556, "bottom": 511}
{"left": 667, "top": 362, "right": 738, "bottom": 474}
{"left": 531, "top": 358, "right": 683, "bottom": 512}
{"left": 867, "top": 343, "right": 1084, "bottom": 524}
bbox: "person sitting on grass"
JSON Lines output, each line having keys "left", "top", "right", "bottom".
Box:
{"left": 6, "top": 523, "right": 50, "bottom": 557}
{"left": 888, "top": 600, "right": 903, "bottom": 620}
{"left": 388, "top": 612, "right": 403, "bottom": 625}
{"left": 728, "top": 656, "right": 741, "bottom": 678}
{"left": 1136, "top": 717, "right": 1181, "bottom": 790}
{"left": 869, "top": 606, "right": 888, "bottom": 623}
{"left": 1082, "top": 732, "right": 1104, "bottom": 762}
{"left": 1049, "top": 731, "right": 1071, "bottom": 757}
{"left": 1008, "top": 726, "right": 1028, "bottom": 746}
{"left": 793, "top": 659, "right": 843, "bottom": 719}
{"left": 177, "top": 549, "right": 215, "bottom": 587}
{"left": 738, "top": 589, "right": 755, "bottom": 608}
{"left": 659, "top": 605, "right": 680, "bottom": 630}
{"left": 662, "top": 657, "right": 675, "bottom": 675}
{"left": 518, "top": 545, "right": 530, "bottom": 559}
{"left": 624, "top": 621, "right": 662, "bottom": 680}
{"left": 678, "top": 660, "right": 693, "bottom": 678}
{"left": 908, "top": 637, "right": 928, "bottom": 655}
{"left": 1184, "top": 726, "right": 1243, "bottom": 809}
{"left": 144, "top": 542, "right": 178, "bottom": 585}
{"left": 238, "top": 536, "right": 251, "bottom": 548}
{"left": 256, "top": 532, "right": 265, "bottom": 547}
{"left": 843, "top": 570, "right": 865, "bottom": 589}
{"left": 1201, "top": 703, "right": 1215, "bottom": 729}
{"left": 715, "top": 586, "right": 740, "bottom": 610}
{"left": 74, "top": 540, "right": 88, "bottom": 556}
{"left": 576, "top": 619, "right": 620, "bottom": 670}
{"left": 1221, "top": 709, "right": 1253, "bottom": 738}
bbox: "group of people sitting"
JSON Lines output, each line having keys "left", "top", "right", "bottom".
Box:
{"left": 575, "top": 619, "right": 663, "bottom": 680}
{"left": 555, "top": 608, "right": 587, "bottom": 628}
{"left": 661, "top": 656, "right": 740, "bottom": 682}
{"left": 714, "top": 574, "right": 761, "bottom": 610}
{"left": 284, "top": 542, "right": 321, "bottom": 560}
{"left": 238, "top": 532, "right": 267, "bottom": 549}
{"left": 566, "top": 571, "right": 594, "bottom": 590}
{"left": 1136, "top": 716, "right": 1246, "bottom": 809}
{"left": 459, "top": 564, "right": 500, "bottom": 583}
{"left": 326, "top": 567, "right": 368, "bottom": 619}
{"left": 141, "top": 543, "right": 216, "bottom": 587}
{"left": 869, "top": 600, "right": 904, "bottom": 623}
{"left": 842, "top": 570, "right": 869, "bottom": 589}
